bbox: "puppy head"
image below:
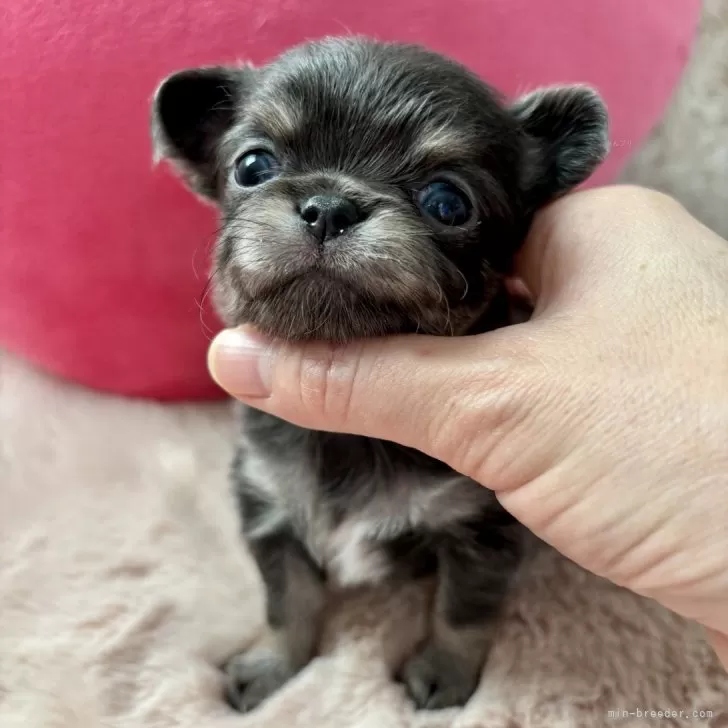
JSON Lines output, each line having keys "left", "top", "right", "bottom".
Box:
{"left": 152, "top": 37, "right": 607, "bottom": 341}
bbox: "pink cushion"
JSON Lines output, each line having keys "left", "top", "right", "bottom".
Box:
{"left": 0, "top": 0, "right": 701, "bottom": 400}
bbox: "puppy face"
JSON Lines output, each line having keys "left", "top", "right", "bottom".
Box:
{"left": 152, "top": 37, "right": 608, "bottom": 341}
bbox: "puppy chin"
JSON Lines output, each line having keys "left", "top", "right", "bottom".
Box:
{"left": 221, "top": 275, "right": 413, "bottom": 342}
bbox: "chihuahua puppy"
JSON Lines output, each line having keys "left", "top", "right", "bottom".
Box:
{"left": 151, "top": 36, "right": 608, "bottom": 712}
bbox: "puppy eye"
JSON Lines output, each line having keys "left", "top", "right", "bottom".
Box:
{"left": 417, "top": 181, "right": 472, "bottom": 227}
{"left": 234, "top": 151, "right": 280, "bottom": 187}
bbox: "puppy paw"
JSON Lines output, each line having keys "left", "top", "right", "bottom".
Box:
{"left": 223, "top": 648, "right": 296, "bottom": 713}
{"left": 400, "top": 641, "right": 481, "bottom": 710}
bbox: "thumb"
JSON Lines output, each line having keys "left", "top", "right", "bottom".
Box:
{"left": 207, "top": 326, "right": 535, "bottom": 482}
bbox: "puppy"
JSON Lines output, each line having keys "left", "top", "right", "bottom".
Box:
{"left": 151, "top": 36, "right": 608, "bottom": 712}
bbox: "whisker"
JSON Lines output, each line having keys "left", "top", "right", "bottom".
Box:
{"left": 456, "top": 268, "right": 469, "bottom": 301}
{"left": 191, "top": 212, "right": 283, "bottom": 285}
{"left": 431, "top": 278, "right": 453, "bottom": 336}
{"left": 194, "top": 263, "right": 226, "bottom": 340}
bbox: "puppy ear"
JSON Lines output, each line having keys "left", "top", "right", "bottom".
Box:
{"left": 511, "top": 85, "right": 608, "bottom": 210}
{"left": 151, "top": 66, "right": 254, "bottom": 199}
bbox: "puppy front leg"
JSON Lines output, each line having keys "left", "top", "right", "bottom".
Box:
{"left": 401, "top": 513, "right": 522, "bottom": 710}
{"left": 224, "top": 528, "right": 326, "bottom": 712}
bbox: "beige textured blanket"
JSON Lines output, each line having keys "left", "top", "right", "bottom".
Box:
{"left": 3, "top": 2, "right": 728, "bottom": 725}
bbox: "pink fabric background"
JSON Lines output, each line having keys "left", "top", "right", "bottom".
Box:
{"left": 0, "top": 0, "right": 701, "bottom": 400}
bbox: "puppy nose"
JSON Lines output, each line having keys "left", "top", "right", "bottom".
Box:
{"left": 299, "top": 195, "right": 361, "bottom": 242}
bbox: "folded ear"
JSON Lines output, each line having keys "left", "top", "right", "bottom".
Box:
{"left": 511, "top": 85, "right": 608, "bottom": 210}
{"left": 151, "top": 66, "right": 253, "bottom": 199}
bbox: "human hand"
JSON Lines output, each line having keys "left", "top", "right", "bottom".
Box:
{"left": 208, "top": 185, "right": 728, "bottom": 663}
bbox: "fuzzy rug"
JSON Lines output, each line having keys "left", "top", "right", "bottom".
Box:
{"left": 3, "top": 1, "right": 728, "bottom": 726}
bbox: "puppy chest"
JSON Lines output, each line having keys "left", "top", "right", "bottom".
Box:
{"left": 321, "top": 519, "right": 395, "bottom": 587}
{"left": 307, "top": 477, "right": 486, "bottom": 588}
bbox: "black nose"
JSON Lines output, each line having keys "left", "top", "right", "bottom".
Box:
{"left": 299, "top": 195, "right": 361, "bottom": 242}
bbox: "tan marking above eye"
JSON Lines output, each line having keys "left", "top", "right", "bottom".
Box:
{"left": 252, "top": 99, "right": 305, "bottom": 142}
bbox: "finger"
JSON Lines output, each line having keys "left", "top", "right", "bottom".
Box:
{"left": 515, "top": 185, "right": 679, "bottom": 309}
{"left": 207, "top": 325, "right": 540, "bottom": 484}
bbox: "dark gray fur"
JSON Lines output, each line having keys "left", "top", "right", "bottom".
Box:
{"left": 151, "top": 36, "right": 608, "bottom": 712}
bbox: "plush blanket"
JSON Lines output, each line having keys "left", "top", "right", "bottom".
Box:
{"left": 1, "top": 350, "right": 726, "bottom": 728}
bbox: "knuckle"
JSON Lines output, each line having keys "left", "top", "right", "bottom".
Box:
{"left": 424, "top": 356, "right": 520, "bottom": 475}
{"left": 293, "top": 341, "right": 365, "bottom": 428}
{"left": 549, "top": 184, "right": 677, "bottom": 227}
{"left": 616, "top": 184, "right": 678, "bottom": 209}
{"left": 589, "top": 185, "right": 681, "bottom": 219}
{"left": 429, "top": 351, "right": 553, "bottom": 489}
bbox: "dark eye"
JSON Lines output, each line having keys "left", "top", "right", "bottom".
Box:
{"left": 417, "top": 181, "right": 472, "bottom": 227}
{"left": 234, "top": 151, "right": 280, "bottom": 187}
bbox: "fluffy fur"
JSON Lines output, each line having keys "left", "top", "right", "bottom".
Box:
{"left": 152, "top": 36, "right": 608, "bottom": 712}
